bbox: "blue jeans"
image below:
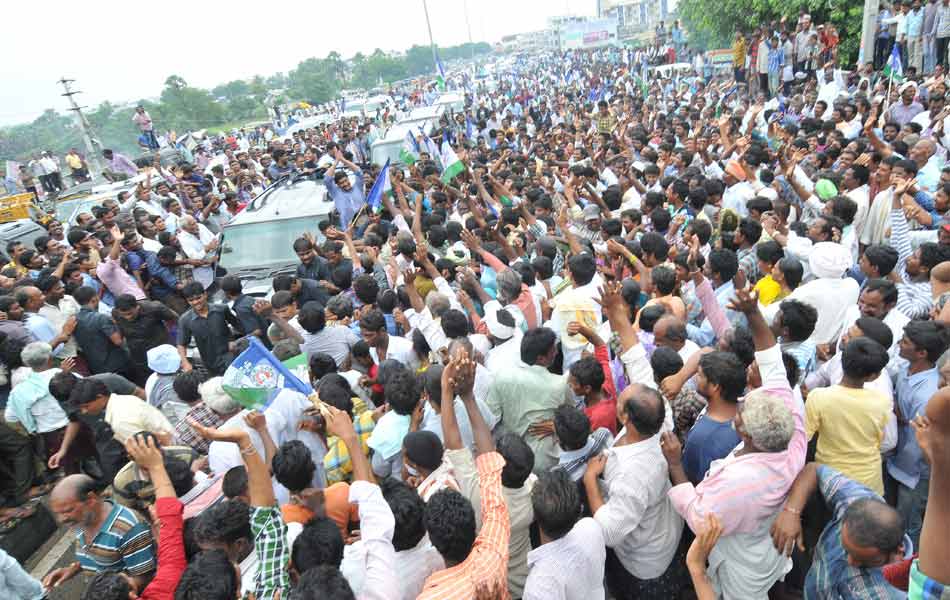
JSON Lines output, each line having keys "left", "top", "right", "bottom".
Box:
{"left": 897, "top": 477, "right": 929, "bottom": 551}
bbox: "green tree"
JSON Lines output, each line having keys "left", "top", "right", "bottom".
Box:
{"left": 288, "top": 58, "right": 338, "bottom": 104}
{"left": 679, "top": 0, "right": 863, "bottom": 63}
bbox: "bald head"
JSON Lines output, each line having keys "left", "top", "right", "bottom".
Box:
{"left": 654, "top": 315, "right": 688, "bottom": 351}
{"left": 620, "top": 383, "right": 666, "bottom": 438}
{"left": 51, "top": 474, "right": 98, "bottom": 503}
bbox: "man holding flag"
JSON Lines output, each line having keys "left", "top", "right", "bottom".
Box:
{"left": 324, "top": 148, "right": 366, "bottom": 229}
{"left": 365, "top": 159, "right": 392, "bottom": 215}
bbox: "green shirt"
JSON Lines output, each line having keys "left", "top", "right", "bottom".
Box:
{"left": 486, "top": 363, "right": 572, "bottom": 474}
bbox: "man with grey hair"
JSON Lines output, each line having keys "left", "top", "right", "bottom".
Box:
{"left": 660, "top": 287, "right": 805, "bottom": 598}
{"left": 4, "top": 342, "right": 93, "bottom": 474}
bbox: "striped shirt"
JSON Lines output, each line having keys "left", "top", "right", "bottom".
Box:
{"left": 75, "top": 502, "right": 155, "bottom": 576}
{"left": 891, "top": 209, "right": 933, "bottom": 319}
{"left": 418, "top": 452, "right": 511, "bottom": 600}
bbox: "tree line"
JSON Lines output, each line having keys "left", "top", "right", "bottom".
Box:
{"left": 0, "top": 42, "right": 492, "bottom": 163}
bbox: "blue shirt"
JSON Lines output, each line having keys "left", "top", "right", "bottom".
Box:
{"left": 324, "top": 169, "right": 366, "bottom": 229}
{"left": 75, "top": 502, "right": 155, "bottom": 576}
{"left": 686, "top": 280, "right": 746, "bottom": 347}
{"left": 804, "top": 466, "right": 907, "bottom": 600}
{"left": 887, "top": 365, "right": 940, "bottom": 489}
{"left": 681, "top": 413, "right": 742, "bottom": 484}
{"left": 24, "top": 313, "right": 63, "bottom": 356}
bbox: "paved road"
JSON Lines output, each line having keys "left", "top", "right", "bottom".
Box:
{"left": 23, "top": 513, "right": 85, "bottom": 600}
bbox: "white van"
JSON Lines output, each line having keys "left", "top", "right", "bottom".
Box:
{"left": 369, "top": 120, "right": 437, "bottom": 167}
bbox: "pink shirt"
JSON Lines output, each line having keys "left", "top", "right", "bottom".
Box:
{"left": 96, "top": 257, "right": 146, "bottom": 300}
{"left": 668, "top": 344, "right": 806, "bottom": 535}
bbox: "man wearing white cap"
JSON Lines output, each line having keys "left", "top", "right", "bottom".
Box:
{"left": 144, "top": 345, "right": 183, "bottom": 422}
{"left": 780, "top": 242, "right": 860, "bottom": 345}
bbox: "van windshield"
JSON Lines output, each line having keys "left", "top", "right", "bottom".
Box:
{"left": 219, "top": 216, "right": 326, "bottom": 274}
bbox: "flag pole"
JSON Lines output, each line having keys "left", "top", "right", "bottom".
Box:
{"left": 348, "top": 204, "right": 366, "bottom": 231}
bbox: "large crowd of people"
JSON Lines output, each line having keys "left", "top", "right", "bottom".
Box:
{"left": 2, "top": 12, "right": 950, "bottom": 599}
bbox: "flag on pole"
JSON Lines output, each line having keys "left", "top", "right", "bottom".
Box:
{"left": 436, "top": 57, "right": 447, "bottom": 91}
{"left": 420, "top": 128, "right": 441, "bottom": 163}
{"left": 400, "top": 131, "right": 420, "bottom": 165}
{"left": 439, "top": 141, "right": 465, "bottom": 184}
{"left": 222, "top": 337, "right": 312, "bottom": 411}
{"left": 883, "top": 43, "right": 904, "bottom": 82}
{"left": 465, "top": 115, "right": 474, "bottom": 140}
{"left": 366, "top": 159, "right": 392, "bottom": 214}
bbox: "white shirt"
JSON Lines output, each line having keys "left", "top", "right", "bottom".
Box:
{"left": 208, "top": 408, "right": 292, "bottom": 505}
{"left": 4, "top": 369, "right": 69, "bottom": 434}
{"left": 784, "top": 276, "right": 861, "bottom": 345}
{"left": 524, "top": 517, "right": 606, "bottom": 600}
{"left": 369, "top": 334, "right": 416, "bottom": 369}
{"left": 678, "top": 339, "right": 701, "bottom": 363}
{"left": 342, "top": 536, "right": 443, "bottom": 600}
{"left": 840, "top": 304, "right": 911, "bottom": 378}
{"left": 593, "top": 434, "right": 684, "bottom": 579}
{"left": 177, "top": 224, "right": 218, "bottom": 288}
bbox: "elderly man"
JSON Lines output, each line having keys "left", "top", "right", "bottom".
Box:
{"left": 43, "top": 474, "right": 156, "bottom": 590}
{"left": 662, "top": 288, "right": 805, "bottom": 598}
{"left": 173, "top": 371, "right": 241, "bottom": 453}
{"left": 4, "top": 342, "right": 93, "bottom": 474}
{"left": 176, "top": 215, "right": 219, "bottom": 290}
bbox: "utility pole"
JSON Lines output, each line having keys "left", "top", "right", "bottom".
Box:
{"left": 858, "top": 0, "right": 881, "bottom": 66}
{"left": 422, "top": 0, "right": 439, "bottom": 71}
{"left": 463, "top": 0, "right": 475, "bottom": 60}
{"left": 58, "top": 78, "right": 104, "bottom": 183}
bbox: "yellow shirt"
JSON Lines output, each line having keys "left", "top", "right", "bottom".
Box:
{"left": 754, "top": 275, "right": 785, "bottom": 306}
{"left": 733, "top": 38, "right": 747, "bottom": 67}
{"left": 805, "top": 385, "right": 892, "bottom": 495}
{"left": 65, "top": 154, "right": 83, "bottom": 170}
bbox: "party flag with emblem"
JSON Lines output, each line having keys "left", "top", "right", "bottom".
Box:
{"left": 439, "top": 140, "right": 465, "bottom": 184}
{"left": 883, "top": 43, "right": 904, "bottom": 83}
{"left": 221, "top": 337, "right": 312, "bottom": 411}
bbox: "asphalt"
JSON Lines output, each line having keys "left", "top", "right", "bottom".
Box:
{"left": 23, "top": 505, "right": 86, "bottom": 600}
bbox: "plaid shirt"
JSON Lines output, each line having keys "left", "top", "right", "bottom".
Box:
{"left": 736, "top": 245, "right": 760, "bottom": 283}
{"left": 248, "top": 505, "right": 290, "bottom": 600}
{"left": 175, "top": 402, "right": 228, "bottom": 454}
{"left": 804, "top": 466, "right": 907, "bottom": 600}
{"left": 323, "top": 399, "right": 375, "bottom": 484}
{"left": 670, "top": 389, "right": 707, "bottom": 444}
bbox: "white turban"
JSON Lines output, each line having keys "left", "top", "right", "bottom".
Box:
{"left": 809, "top": 242, "right": 852, "bottom": 279}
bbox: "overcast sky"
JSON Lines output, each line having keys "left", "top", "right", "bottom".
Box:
{"left": 0, "top": 0, "right": 594, "bottom": 126}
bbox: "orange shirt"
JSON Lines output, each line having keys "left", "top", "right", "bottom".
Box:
{"left": 417, "top": 452, "right": 510, "bottom": 600}
{"left": 280, "top": 482, "right": 359, "bottom": 540}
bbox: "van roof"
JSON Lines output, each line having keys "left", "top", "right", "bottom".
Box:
{"left": 225, "top": 177, "right": 335, "bottom": 227}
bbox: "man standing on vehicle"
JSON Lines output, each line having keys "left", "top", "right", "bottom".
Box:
{"left": 132, "top": 106, "right": 159, "bottom": 151}
{"left": 324, "top": 148, "right": 365, "bottom": 229}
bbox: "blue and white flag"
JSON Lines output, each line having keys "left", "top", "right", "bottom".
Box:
{"left": 222, "top": 337, "right": 312, "bottom": 411}
{"left": 366, "top": 159, "right": 392, "bottom": 214}
{"left": 883, "top": 43, "right": 904, "bottom": 82}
